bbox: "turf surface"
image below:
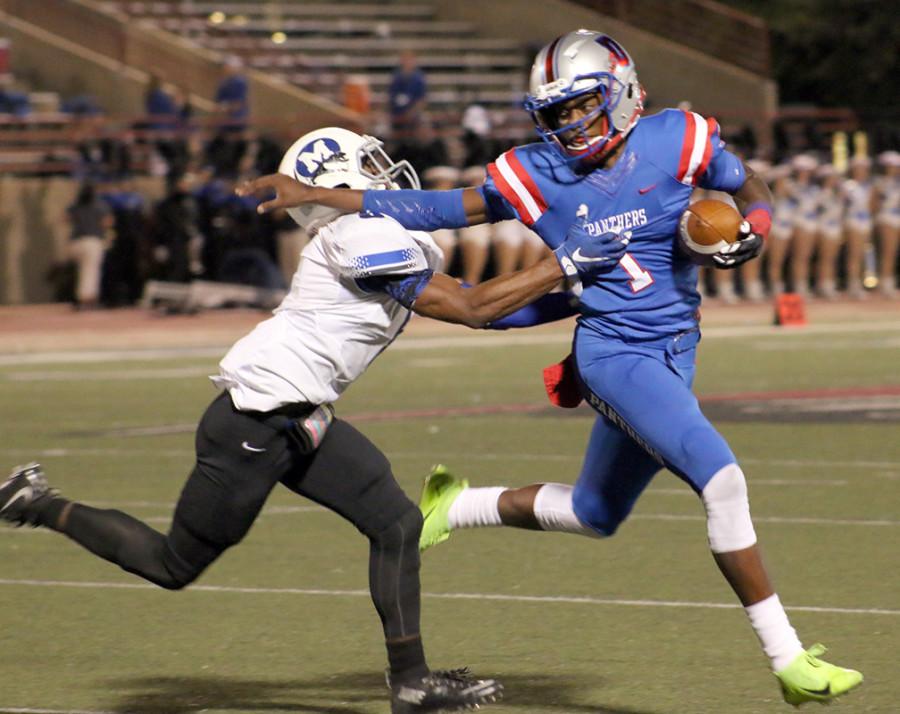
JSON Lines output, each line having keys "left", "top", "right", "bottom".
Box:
{"left": 1, "top": 317, "right": 898, "bottom": 713}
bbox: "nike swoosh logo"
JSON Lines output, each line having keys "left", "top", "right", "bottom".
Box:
{"left": 638, "top": 184, "right": 657, "bottom": 194}
{"left": 571, "top": 247, "right": 611, "bottom": 263}
{"left": 2, "top": 486, "right": 32, "bottom": 512}
{"left": 241, "top": 442, "right": 267, "bottom": 453}
{"left": 797, "top": 684, "right": 831, "bottom": 697}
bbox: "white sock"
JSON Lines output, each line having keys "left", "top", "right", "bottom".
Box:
{"left": 448, "top": 487, "right": 506, "bottom": 529}
{"left": 745, "top": 594, "right": 804, "bottom": 672}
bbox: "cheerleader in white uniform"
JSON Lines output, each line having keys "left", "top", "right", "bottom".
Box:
{"left": 843, "top": 156, "right": 875, "bottom": 298}
{"left": 767, "top": 164, "right": 796, "bottom": 295}
{"left": 874, "top": 151, "right": 900, "bottom": 297}
{"left": 814, "top": 163, "right": 845, "bottom": 299}
{"left": 787, "top": 154, "right": 821, "bottom": 296}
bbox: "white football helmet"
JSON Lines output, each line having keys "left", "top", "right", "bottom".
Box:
{"left": 524, "top": 29, "right": 644, "bottom": 163}
{"left": 278, "top": 127, "right": 419, "bottom": 233}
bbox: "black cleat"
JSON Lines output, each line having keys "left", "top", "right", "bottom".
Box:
{"left": 391, "top": 668, "right": 503, "bottom": 713}
{"left": 0, "top": 463, "right": 56, "bottom": 527}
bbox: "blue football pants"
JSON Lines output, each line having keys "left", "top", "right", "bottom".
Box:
{"left": 572, "top": 331, "right": 736, "bottom": 536}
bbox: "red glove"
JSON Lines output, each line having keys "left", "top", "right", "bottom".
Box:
{"left": 543, "top": 353, "right": 583, "bottom": 408}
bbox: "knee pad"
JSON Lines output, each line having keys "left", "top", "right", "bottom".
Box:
{"left": 701, "top": 463, "right": 757, "bottom": 553}
{"left": 533, "top": 483, "right": 601, "bottom": 537}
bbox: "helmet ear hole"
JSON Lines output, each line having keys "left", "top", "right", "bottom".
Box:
{"left": 627, "top": 84, "right": 633, "bottom": 99}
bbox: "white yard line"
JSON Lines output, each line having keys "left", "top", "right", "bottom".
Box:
{"left": 0, "top": 577, "right": 895, "bottom": 616}
{"left": 1, "top": 508, "right": 893, "bottom": 535}
{"left": 3, "top": 319, "right": 900, "bottom": 367}
{"left": 6, "top": 447, "right": 900, "bottom": 471}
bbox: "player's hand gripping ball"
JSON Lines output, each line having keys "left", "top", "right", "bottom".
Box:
{"left": 679, "top": 199, "right": 748, "bottom": 266}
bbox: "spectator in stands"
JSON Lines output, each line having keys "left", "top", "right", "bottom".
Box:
{"left": 143, "top": 74, "right": 191, "bottom": 180}
{"left": 215, "top": 55, "right": 249, "bottom": 131}
{"left": 0, "top": 74, "right": 30, "bottom": 116}
{"left": 66, "top": 181, "right": 113, "bottom": 310}
{"left": 461, "top": 100, "right": 496, "bottom": 168}
{"left": 99, "top": 178, "right": 148, "bottom": 306}
{"left": 874, "top": 151, "right": 900, "bottom": 298}
{"left": 150, "top": 173, "right": 201, "bottom": 283}
{"left": 207, "top": 56, "right": 250, "bottom": 179}
{"left": 144, "top": 74, "right": 177, "bottom": 129}
{"left": 388, "top": 49, "right": 427, "bottom": 139}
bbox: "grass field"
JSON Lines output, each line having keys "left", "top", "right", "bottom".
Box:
{"left": 1, "top": 309, "right": 899, "bottom": 714}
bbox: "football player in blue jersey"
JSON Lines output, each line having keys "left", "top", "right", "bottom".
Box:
{"left": 235, "top": 30, "right": 862, "bottom": 706}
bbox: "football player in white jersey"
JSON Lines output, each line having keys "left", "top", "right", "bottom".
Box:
{"left": 1, "top": 128, "right": 624, "bottom": 714}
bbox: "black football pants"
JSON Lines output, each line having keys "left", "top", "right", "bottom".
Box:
{"left": 52, "top": 391, "right": 424, "bottom": 641}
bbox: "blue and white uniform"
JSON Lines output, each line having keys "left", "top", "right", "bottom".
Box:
{"left": 790, "top": 181, "right": 821, "bottom": 234}
{"left": 480, "top": 109, "right": 746, "bottom": 533}
{"left": 214, "top": 214, "right": 443, "bottom": 412}
{"left": 817, "top": 184, "right": 844, "bottom": 241}
{"left": 843, "top": 179, "right": 874, "bottom": 233}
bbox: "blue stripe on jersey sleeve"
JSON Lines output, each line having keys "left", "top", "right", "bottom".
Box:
{"left": 351, "top": 248, "right": 418, "bottom": 275}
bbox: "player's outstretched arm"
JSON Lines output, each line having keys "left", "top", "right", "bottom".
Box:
{"left": 412, "top": 220, "right": 628, "bottom": 328}
{"left": 236, "top": 173, "right": 365, "bottom": 215}
{"left": 412, "top": 256, "right": 564, "bottom": 328}
{"left": 237, "top": 173, "right": 489, "bottom": 226}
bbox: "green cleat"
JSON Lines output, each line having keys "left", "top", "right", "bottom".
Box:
{"left": 418, "top": 464, "right": 468, "bottom": 552}
{"left": 775, "top": 644, "right": 863, "bottom": 707}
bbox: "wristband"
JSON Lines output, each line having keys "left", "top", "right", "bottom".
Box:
{"left": 744, "top": 202, "right": 773, "bottom": 240}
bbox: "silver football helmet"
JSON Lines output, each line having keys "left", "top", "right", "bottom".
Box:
{"left": 278, "top": 127, "right": 419, "bottom": 233}
{"left": 524, "top": 29, "right": 644, "bottom": 163}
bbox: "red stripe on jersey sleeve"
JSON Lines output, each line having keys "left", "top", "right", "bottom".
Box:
{"left": 693, "top": 117, "right": 719, "bottom": 184}
{"left": 506, "top": 149, "right": 548, "bottom": 215}
{"left": 676, "top": 110, "right": 696, "bottom": 183}
{"left": 693, "top": 117, "right": 718, "bottom": 185}
{"left": 487, "top": 159, "right": 534, "bottom": 226}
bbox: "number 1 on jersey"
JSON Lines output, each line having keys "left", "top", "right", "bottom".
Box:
{"left": 620, "top": 253, "right": 654, "bottom": 292}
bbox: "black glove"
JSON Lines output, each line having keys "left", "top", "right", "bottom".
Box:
{"left": 712, "top": 220, "right": 763, "bottom": 269}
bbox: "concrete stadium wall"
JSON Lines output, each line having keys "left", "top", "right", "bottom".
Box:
{"left": 0, "top": 176, "right": 165, "bottom": 305}
{"left": 431, "top": 0, "right": 777, "bottom": 151}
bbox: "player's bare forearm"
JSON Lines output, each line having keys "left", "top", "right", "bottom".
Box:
{"left": 413, "top": 256, "right": 563, "bottom": 328}
{"left": 236, "top": 173, "right": 366, "bottom": 215}
{"left": 733, "top": 162, "right": 773, "bottom": 213}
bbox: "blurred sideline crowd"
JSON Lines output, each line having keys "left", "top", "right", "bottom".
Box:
{"left": 5, "top": 51, "right": 898, "bottom": 309}
{"left": 62, "top": 142, "right": 900, "bottom": 312}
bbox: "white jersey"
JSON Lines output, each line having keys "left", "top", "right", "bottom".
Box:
{"left": 213, "top": 213, "right": 444, "bottom": 412}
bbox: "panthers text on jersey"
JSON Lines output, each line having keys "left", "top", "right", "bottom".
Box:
{"left": 481, "top": 109, "right": 745, "bottom": 341}
{"left": 212, "top": 213, "right": 443, "bottom": 411}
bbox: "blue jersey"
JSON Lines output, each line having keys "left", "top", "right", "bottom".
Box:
{"left": 481, "top": 109, "right": 745, "bottom": 341}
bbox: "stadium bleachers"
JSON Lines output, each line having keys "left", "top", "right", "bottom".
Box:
{"left": 101, "top": 0, "right": 531, "bottom": 122}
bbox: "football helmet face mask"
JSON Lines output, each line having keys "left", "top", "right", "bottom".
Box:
{"left": 524, "top": 30, "right": 644, "bottom": 165}
{"left": 278, "top": 127, "right": 419, "bottom": 233}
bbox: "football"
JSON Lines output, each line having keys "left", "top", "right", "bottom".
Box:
{"left": 678, "top": 199, "right": 744, "bottom": 265}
